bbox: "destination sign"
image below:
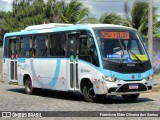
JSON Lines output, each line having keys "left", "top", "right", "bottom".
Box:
{"left": 101, "top": 32, "right": 130, "bottom": 39}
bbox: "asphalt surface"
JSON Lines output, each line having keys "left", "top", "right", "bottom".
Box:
{"left": 153, "top": 79, "right": 160, "bottom": 92}
{"left": 0, "top": 81, "right": 160, "bottom": 120}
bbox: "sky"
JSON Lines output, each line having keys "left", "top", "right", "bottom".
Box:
{"left": 0, "top": 0, "right": 160, "bottom": 19}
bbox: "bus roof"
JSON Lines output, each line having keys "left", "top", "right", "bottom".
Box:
{"left": 4, "top": 23, "right": 134, "bottom": 38}
{"left": 23, "top": 23, "right": 134, "bottom": 31}
{"left": 23, "top": 23, "right": 73, "bottom": 31}
{"left": 87, "top": 24, "right": 133, "bottom": 30}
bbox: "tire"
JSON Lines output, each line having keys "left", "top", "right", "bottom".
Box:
{"left": 25, "top": 77, "right": 35, "bottom": 95}
{"left": 83, "top": 83, "right": 102, "bottom": 102}
{"left": 122, "top": 94, "right": 139, "bottom": 101}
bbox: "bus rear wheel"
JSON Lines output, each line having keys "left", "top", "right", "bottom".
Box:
{"left": 83, "top": 83, "right": 102, "bottom": 102}
{"left": 25, "top": 77, "right": 35, "bottom": 95}
{"left": 122, "top": 94, "right": 139, "bottom": 101}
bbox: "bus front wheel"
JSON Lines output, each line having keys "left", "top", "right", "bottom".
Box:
{"left": 83, "top": 83, "right": 102, "bottom": 102}
{"left": 122, "top": 94, "right": 139, "bottom": 101}
{"left": 25, "top": 77, "right": 35, "bottom": 95}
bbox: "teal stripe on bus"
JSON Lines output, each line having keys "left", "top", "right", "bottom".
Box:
{"left": 49, "top": 59, "right": 61, "bottom": 88}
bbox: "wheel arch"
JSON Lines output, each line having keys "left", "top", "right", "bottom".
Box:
{"left": 80, "top": 78, "right": 92, "bottom": 93}
{"left": 23, "top": 74, "right": 32, "bottom": 86}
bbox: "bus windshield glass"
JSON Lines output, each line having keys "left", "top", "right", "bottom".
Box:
{"left": 95, "top": 29, "right": 149, "bottom": 63}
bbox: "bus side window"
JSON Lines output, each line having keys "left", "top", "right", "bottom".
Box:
{"left": 89, "top": 37, "right": 99, "bottom": 67}
{"left": 45, "top": 38, "right": 49, "bottom": 56}
{"left": 50, "top": 33, "right": 66, "bottom": 57}
{"left": 79, "top": 31, "right": 99, "bottom": 67}
{"left": 35, "top": 35, "right": 46, "bottom": 57}
{"left": 4, "top": 38, "right": 9, "bottom": 58}
{"left": 19, "top": 36, "right": 32, "bottom": 57}
{"left": 10, "top": 40, "right": 14, "bottom": 58}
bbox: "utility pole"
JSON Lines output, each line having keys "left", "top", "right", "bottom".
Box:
{"left": 148, "top": 0, "right": 153, "bottom": 63}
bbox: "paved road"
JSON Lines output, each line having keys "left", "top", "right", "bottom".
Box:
{"left": 0, "top": 82, "right": 160, "bottom": 120}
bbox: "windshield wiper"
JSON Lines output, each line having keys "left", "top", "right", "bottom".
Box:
{"left": 126, "top": 48, "right": 143, "bottom": 65}
{"left": 118, "top": 39, "right": 124, "bottom": 64}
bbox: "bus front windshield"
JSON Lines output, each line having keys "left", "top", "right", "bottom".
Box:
{"left": 95, "top": 29, "right": 149, "bottom": 63}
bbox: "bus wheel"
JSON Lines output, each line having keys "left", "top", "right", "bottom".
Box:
{"left": 25, "top": 77, "right": 34, "bottom": 95}
{"left": 122, "top": 94, "right": 139, "bottom": 101}
{"left": 83, "top": 83, "right": 102, "bottom": 102}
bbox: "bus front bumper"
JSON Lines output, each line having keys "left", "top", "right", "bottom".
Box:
{"left": 93, "top": 79, "right": 153, "bottom": 95}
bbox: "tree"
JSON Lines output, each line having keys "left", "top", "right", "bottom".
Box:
{"left": 12, "top": 0, "right": 45, "bottom": 30}
{"left": 0, "top": 0, "right": 98, "bottom": 44}
{"left": 124, "top": 1, "right": 160, "bottom": 35}
{"left": 0, "top": 11, "right": 9, "bottom": 42}
{"left": 0, "top": 0, "right": 46, "bottom": 45}
{"left": 99, "top": 12, "right": 125, "bottom": 25}
{"left": 99, "top": 1, "right": 160, "bottom": 35}
{"left": 43, "top": 0, "right": 97, "bottom": 23}
{"left": 44, "top": 0, "right": 62, "bottom": 23}
{"left": 58, "top": 0, "right": 97, "bottom": 24}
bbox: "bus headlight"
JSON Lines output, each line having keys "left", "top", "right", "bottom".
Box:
{"left": 145, "top": 75, "right": 154, "bottom": 81}
{"left": 102, "top": 76, "right": 116, "bottom": 82}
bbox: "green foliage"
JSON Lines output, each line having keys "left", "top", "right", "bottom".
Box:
{"left": 99, "top": 13, "right": 125, "bottom": 25}
{"left": 0, "top": 0, "right": 160, "bottom": 44}
{"left": 99, "top": 1, "right": 160, "bottom": 36}
{"left": 124, "top": 1, "right": 159, "bottom": 35}
{"left": 153, "top": 34, "right": 160, "bottom": 38}
{"left": 12, "top": 0, "right": 45, "bottom": 30}
{"left": 0, "top": 0, "right": 97, "bottom": 44}
{"left": 58, "top": 0, "right": 98, "bottom": 24}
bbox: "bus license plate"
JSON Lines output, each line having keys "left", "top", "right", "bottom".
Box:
{"left": 129, "top": 84, "right": 138, "bottom": 89}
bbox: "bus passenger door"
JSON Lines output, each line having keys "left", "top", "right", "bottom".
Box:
{"left": 8, "top": 39, "right": 19, "bottom": 83}
{"left": 67, "top": 33, "right": 79, "bottom": 90}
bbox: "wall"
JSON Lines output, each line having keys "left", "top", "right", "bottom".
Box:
{"left": 0, "top": 50, "right": 2, "bottom": 79}
{"left": 144, "top": 38, "right": 160, "bottom": 73}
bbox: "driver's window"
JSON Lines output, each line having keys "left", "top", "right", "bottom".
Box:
{"left": 79, "top": 31, "right": 99, "bottom": 67}
{"left": 130, "top": 40, "right": 140, "bottom": 54}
